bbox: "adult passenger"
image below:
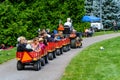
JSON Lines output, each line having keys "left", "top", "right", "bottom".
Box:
{"left": 17, "top": 36, "right": 33, "bottom": 52}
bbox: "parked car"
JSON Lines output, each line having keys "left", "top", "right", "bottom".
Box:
{"left": 91, "top": 22, "right": 103, "bottom": 31}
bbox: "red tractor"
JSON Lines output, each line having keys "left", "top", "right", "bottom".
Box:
{"left": 63, "top": 25, "right": 82, "bottom": 48}
{"left": 69, "top": 31, "right": 82, "bottom": 48}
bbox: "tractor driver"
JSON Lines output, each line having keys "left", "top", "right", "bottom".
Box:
{"left": 64, "top": 18, "right": 73, "bottom": 33}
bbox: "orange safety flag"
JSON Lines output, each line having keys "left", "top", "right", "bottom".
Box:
{"left": 58, "top": 24, "right": 64, "bottom": 31}
{"left": 21, "top": 52, "right": 32, "bottom": 63}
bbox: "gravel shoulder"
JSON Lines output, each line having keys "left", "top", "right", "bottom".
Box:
{"left": 0, "top": 33, "right": 120, "bottom": 80}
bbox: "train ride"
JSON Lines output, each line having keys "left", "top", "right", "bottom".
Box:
{"left": 16, "top": 24, "right": 82, "bottom": 71}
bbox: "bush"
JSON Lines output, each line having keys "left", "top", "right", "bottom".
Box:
{"left": 0, "top": 0, "right": 88, "bottom": 46}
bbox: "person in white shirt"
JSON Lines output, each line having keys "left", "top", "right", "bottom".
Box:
{"left": 26, "top": 40, "right": 33, "bottom": 49}
{"left": 64, "top": 18, "right": 73, "bottom": 32}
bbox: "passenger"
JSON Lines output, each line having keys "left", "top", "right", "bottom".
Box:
{"left": 84, "top": 28, "right": 89, "bottom": 37}
{"left": 58, "top": 31, "right": 64, "bottom": 39}
{"left": 46, "top": 28, "right": 51, "bottom": 35}
{"left": 39, "top": 38, "right": 45, "bottom": 50}
{"left": 84, "top": 28, "right": 93, "bottom": 37}
{"left": 54, "top": 34, "right": 61, "bottom": 41}
{"left": 41, "top": 29, "right": 46, "bottom": 33}
{"left": 46, "top": 30, "right": 55, "bottom": 42}
{"left": 51, "top": 31, "right": 55, "bottom": 39}
{"left": 26, "top": 40, "right": 33, "bottom": 49}
{"left": 51, "top": 29, "right": 64, "bottom": 41}
{"left": 40, "top": 32, "right": 48, "bottom": 45}
{"left": 32, "top": 37, "right": 41, "bottom": 52}
{"left": 53, "top": 30, "right": 58, "bottom": 35}
{"left": 0, "top": 44, "right": 6, "bottom": 49}
{"left": 17, "top": 36, "right": 33, "bottom": 52}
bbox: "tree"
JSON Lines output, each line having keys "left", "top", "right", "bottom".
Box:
{"left": 85, "top": 0, "right": 93, "bottom": 16}
{"left": 85, "top": 0, "right": 120, "bottom": 28}
{"left": 102, "top": 0, "right": 119, "bottom": 28}
{"left": 0, "top": 0, "right": 86, "bottom": 46}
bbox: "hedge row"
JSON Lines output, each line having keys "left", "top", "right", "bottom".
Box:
{"left": 0, "top": 0, "right": 89, "bottom": 46}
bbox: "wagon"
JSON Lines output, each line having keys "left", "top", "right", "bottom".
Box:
{"left": 16, "top": 48, "right": 48, "bottom": 71}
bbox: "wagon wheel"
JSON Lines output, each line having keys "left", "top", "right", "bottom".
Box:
{"left": 66, "top": 45, "right": 69, "bottom": 51}
{"left": 67, "top": 44, "right": 71, "bottom": 51}
{"left": 17, "top": 61, "right": 24, "bottom": 70}
{"left": 63, "top": 46, "right": 67, "bottom": 52}
{"left": 41, "top": 58, "right": 45, "bottom": 66}
{"left": 48, "top": 52, "right": 54, "bottom": 60}
{"left": 60, "top": 47, "right": 63, "bottom": 54}
{"left": 33, "top": 60, "right": 41, "bottom": 71}
{"left": 53, "top": 51, "right": 57, "bottom": 58}
{"left": 70, "top": 39, "right": 76, "bottom": 48}
{"left": 44, "top": 55, "right": 49, "bottom": 64}
{"left": 56, "top": 49, "right": 61, "bottom": 56}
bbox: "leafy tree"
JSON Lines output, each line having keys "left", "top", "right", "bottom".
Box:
{"left": 0, "top": 0, "right": 86, "bottom": 46}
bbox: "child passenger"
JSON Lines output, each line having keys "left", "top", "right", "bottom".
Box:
{"left": 26, "top": 40, "right": 33, "bottom": 49}
{"left": 31, "top": 37, "right": 41, "bottom": 52}
{"left": 39, "top": 38, "right": 45, "bottom": 50}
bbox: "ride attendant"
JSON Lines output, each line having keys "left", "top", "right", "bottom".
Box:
{"left": 17, "top": 36, "right": 33, "bottom": 52}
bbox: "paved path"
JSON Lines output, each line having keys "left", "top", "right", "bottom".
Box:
{"left": 0, "top": 33, "right": 120, "bottom": 80}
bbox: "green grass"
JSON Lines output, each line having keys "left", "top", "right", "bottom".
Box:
{"left": 61, "top": 36, "right": 120, "bottom": 80}
{"left": 93, "top": 30, "right": 119, "bottom": 36}
{"left": 0, "top": 48, "right": 16, "bottom": 64}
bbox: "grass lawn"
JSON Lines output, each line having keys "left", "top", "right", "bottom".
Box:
{"left": 61, "top": 36, "right": 120, "bottom": 80}
{"left": 0, "top": 48, "right": 16, "bottom": 64}
{"left": 93, "top": 30, "right": 119, "bottom": 36}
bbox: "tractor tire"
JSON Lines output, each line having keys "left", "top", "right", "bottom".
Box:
{"left": 70, "top": 39, "right": 76, "bottom": 48}
{"left": 48, "top": 53, "right": 53, "bottom": 60}
{"left": 33, "top": 60, "right": 41, "bottom": 71}
{"left": 17, "top": 61, "right": 24, "bottom": 70}
{"left": 78, "top": 43, "right": 82, "bottom": 48}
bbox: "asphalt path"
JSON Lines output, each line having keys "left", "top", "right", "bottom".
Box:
{"left": 0, "top": 33, "right": 120, "bottom": 80}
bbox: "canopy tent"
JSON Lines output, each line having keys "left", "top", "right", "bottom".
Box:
{"left": 82, "top": 16, "right": 101, "bottom": 22}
